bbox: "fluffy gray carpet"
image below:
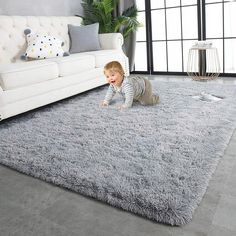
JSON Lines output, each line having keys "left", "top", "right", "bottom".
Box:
{"left": 1, "top": 80, "right": 236, "bottom": 225}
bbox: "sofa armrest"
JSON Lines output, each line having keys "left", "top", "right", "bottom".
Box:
{"left": 99, "top": 33, "right": 124, "bottom": 50}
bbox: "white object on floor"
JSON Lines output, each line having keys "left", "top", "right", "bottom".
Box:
{"left": 192, "top": 92, "right": 223, "bottom": 102}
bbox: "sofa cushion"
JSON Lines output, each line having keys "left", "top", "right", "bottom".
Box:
{"left": 68, "top": 23, "right": 101, "bottom": 53}
{"left": 49, "top": 54, "right": 96, "bottom": 77}
{"left": 0, "top": 61, "right": 59, "bottom": 90}
{"left": 24, "top": 31, "right": 66, "bottom": 59}
{"left": 0, "top": 68, "right": 104, "bottom": 106}
{"left": 84, "top": 49, "right": 128, "bottom": 73}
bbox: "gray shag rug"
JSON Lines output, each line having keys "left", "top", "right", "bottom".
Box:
{"left": 1, "top": 80, "right": 236, "bottom": 226}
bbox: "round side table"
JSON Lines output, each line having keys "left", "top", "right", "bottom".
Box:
{"left": 187, "top": 44, "right": 220, "bottom": 81}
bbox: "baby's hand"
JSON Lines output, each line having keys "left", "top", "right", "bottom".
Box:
{"left": 100, "top": 101, "right": 109, "bottom": 107}
{"left": 117, "top": 104, "right": 127, "bottom": 110}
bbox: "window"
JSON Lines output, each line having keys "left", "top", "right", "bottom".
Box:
{"left": 134, "top": 0, "right": 236, "bottom": 76}
{"left": 134, "top": 0, "right": 148, "bottom": 71}
{"left": 205, "top": 0, "right": 236, "bottom": 73}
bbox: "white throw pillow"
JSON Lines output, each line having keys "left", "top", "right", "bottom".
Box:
{"left": 23, "top": 29, "right": 67, "bottom": 60}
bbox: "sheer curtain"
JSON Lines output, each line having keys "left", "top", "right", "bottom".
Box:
{"left": 115, "top": 0, "right": 137, "bottom": 72}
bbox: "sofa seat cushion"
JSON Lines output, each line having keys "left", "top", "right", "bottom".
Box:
{"left": 0, "top": 61, "right": 59, "bottom": 90}
{"left": 0, "top": 68, "right": 104, "bottom": 106}
{"left": 48, "top": 54, "right": 96, "bottom": 77}
{"left": 84, "top": 49, "right": 127, "bottom": 70}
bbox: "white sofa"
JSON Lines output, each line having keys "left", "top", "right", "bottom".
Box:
{"left": 0, "top": 16, "right": 129, "bottom": 121}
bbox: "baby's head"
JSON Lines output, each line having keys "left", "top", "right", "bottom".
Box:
{"left": 104, "top": 61, "right": 125, "bottom": 87}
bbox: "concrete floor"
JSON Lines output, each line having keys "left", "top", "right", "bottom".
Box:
{"left": 0, "top": 76, "right": 236, "bottom": 236}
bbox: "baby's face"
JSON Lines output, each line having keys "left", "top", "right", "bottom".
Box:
{"left": 105, "top": 71, "right": 123, "bottom": 87}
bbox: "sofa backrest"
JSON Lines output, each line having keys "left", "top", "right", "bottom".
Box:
{"left": 0, "top": 16, "right": 82, "bottom": 64}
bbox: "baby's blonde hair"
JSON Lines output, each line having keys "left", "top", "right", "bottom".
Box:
{"left": 104, "top": 61, "right": 125, "bottom": 76}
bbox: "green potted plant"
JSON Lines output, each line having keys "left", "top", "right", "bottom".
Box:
{"left": 79, "top": 0, "right": 141, "bottom": 39}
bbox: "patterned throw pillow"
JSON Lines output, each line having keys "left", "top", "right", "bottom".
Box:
{"left": 22, "top": 29, "right": 69, "bottom": 60}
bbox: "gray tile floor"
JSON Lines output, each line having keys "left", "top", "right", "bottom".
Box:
{"left": 0, "top": 76, "right": 236, "bottom": 236}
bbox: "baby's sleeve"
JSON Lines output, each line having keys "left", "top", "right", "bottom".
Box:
{"left": 104, "top": 85, "right": 116, "bottom": 104}
{"left": 123, "top": 83, "right": 134, "bottom": 108}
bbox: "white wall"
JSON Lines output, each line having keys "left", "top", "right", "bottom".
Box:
{"left": 0, "top": 0, "right": 83, "bottom": 16}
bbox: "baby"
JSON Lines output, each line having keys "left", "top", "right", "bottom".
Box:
{"left": 101, "top": 61, "right": 159, "bottom": 109}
